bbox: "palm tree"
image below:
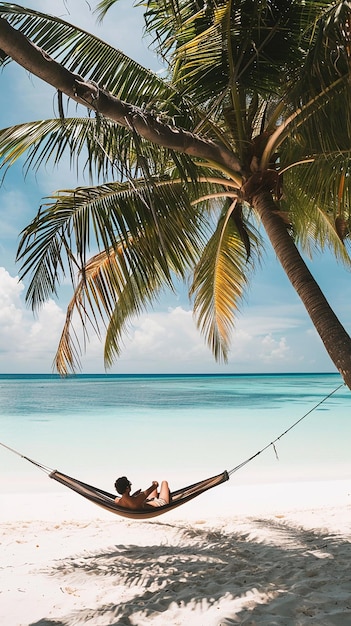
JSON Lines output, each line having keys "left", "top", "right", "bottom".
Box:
{"left": 1, "top": 1, "right": 351, "bottom": 385}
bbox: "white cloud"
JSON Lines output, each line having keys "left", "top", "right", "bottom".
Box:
{"left": 259, "top": 334, "right": 289, "bottom": 362}
{"left": 0, "top": 267, "right": 24, "bottom": 323}
{"left": 0, "top": 266, "right": 337, "bottom": 373}
{"left": 0, "top": 268, "right": 64, "bottom": 371}
{"left": 117, "top": 307, "right": 209, "bottom": 367}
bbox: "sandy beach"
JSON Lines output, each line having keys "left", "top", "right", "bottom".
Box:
{"left": 1, "top": 479, "right": 350, "bottom": 626}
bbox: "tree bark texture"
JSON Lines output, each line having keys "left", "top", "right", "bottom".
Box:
{"left": 252, "top": 190, "right": 351, "bottom": 389}
{"left": 0, "top": 16, "right": 241, "bottom": 174}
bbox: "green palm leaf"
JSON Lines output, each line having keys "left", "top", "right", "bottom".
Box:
{"left": 17, "top": 177, "right": 206, "bottom": 310}
{"left": 0, "top": 116, "right": 202, "bottom": 183}
{"left": 144, "top": 1, "right": 310, "bottom": 103}
{"left": 284, "top": 161, "right": 351, "bottom": 263}
{"left": 260, "top": 74, "right": 351, "bottom": 172}
{"left": 0, "top": 2, "right": 203, "bottom": 129}
{"left": 190, "top": 202, "right": 262, "bottom": 361}
{"left": 54, "top": 244, "right": 166, "bottom": 374}
{"left": 0, "top": 2, "right": 163, "bottom": 97}
{"left": 0, "top": 3, "right": 242, "bottom": 176}
{"left": 0, "top": 118, "right": 110, "bottom": 178}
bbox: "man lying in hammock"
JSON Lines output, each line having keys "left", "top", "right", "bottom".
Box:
{"left": 114, "top": 476, "right": 170, "bottom": 509}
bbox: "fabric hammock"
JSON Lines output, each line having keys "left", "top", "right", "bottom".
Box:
{"left": 0, "top": 440, "right": 230, "bottom": 519}
{"left": 50, "top": 469, "right": 229, "bottom": 519}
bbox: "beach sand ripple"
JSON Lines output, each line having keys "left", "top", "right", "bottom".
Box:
{"left": 1, "top": 492, "right": 351, "bottom": 626}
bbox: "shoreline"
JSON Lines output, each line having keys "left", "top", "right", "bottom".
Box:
{"left": 1, "top": 476, "right": 350, "bottom": 520}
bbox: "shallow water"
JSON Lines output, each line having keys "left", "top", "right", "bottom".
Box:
{"left": 0, "top": 373, "right": 349, "bottom": 494}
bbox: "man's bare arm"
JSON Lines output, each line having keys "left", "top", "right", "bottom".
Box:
{"left": 129, "top": 482, "right": 158, "bottom": 508}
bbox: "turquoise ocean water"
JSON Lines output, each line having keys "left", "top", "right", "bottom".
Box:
{"left": 0, "top": 373, "right": 350, "bottom": 495}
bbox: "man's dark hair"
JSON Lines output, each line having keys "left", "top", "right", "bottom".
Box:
{"left": 115, "top": 476, "right": 130, "bottom": 494}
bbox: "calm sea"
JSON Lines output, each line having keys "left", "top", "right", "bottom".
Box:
{"left": 0, "top": 373, "right": 349, "bottom": 494}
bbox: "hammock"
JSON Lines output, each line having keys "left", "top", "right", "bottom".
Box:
{"left": 0, "top": 441, "right": 230, "bottom": 519}
{"left": 0, "top": 381, "right": 343, "bottom": 519}
{"left": 50, "top": 469, "right": 229, "bottom": 519}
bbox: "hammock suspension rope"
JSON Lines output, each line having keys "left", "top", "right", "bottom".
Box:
{"left": 226, "top": 381, "right": 344, "bottom": 477}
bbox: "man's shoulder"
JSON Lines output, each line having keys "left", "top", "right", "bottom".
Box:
{"left": 118, "top": 494, "right": 140, "bottom": 509}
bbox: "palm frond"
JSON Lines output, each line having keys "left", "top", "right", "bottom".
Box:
{"left": 261, "top": 73, "right": 351, "bottom": 170}
{"left": 0, "top": 2, "right": 159, "bottom": 97}
{"left": 284, "top": 161, "right": 351, "bottom": 264}
{"left": 94, "top": 0, "right": 122, "bottom": 23}
{"left": 103, "top": 260, "right": 166, "bottom": 369}
{"left": 139, "top": 0, "right": 327, "bottom": 161}
{"left": 190, "top": 202, "right": 261, "bottom": 361}
{"left": 262, "top": 1, "right": 351, "bottom": 169}
{"left": 0, "top": 3, "right": 244, "bottom": 169}
{"left": 146, "top": 1, "right": 312, "bottom": 103}
{"left": 0, "top": 2, "right": 200, "bottom": 129}
{"left": 0, "top": 115, "right": 202, "bottom": 184}
{"left": 53, "top": 175, "right": 206, "bottom": 375}
{"left": 54, "top": 244, "right": 165, "bottom": 375}
{"left": 0, "top": 117, "right": 111, "bottom": 180}
{"left": 295, "top": 0, "right": 351, "bottom": 100}
{"left": 17, "top": 177, "right": 206, "bottom": 311}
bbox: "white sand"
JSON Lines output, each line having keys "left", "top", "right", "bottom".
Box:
{"left": 1, "top": 479, "right": 351, "bottom": 626}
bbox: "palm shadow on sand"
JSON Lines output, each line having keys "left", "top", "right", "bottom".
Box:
{"left": 29, "top": 517, "right": 351, "bottom": 626}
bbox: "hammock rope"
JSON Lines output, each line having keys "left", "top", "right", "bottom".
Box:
{"left": 227, "top": 381, "right": 344, "bottom": 476}
{"left": 0, "top": 441, "right": 53, "bottom": 474}
{"left": 0, "top": 380, "right": 345, "bottom": 518}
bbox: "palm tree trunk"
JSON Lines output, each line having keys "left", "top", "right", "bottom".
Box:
{"left": 252, "top": 190, "right": 351, "bottom": 389}
{"left": 0, "top": 16, "right": 241, "bottom": 174}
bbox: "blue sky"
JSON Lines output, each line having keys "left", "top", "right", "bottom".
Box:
{"left": 0, "top": 0, "right": 351, "bottom": 375}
